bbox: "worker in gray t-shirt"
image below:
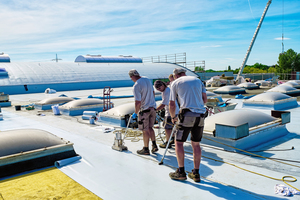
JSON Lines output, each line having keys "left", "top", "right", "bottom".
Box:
{"left": 129, "top": 69, "right": 158, "bottom": 155}
{"left": 169, "top": 68, "right": 207, "bottom": 183}
{"left": 154, "top": 80, "right": 179, "bottom": 148}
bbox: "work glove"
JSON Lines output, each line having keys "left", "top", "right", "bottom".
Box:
{"left": 132, "top": 113, "right": 137, "bottom": 119}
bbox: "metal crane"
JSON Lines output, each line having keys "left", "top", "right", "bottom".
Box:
{"left": 236, "top": 0, "right": 272, "bottom": 83}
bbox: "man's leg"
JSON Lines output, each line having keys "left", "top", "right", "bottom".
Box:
{"left": 187, "top": 141, "right": 201, "bottom": 182}
{"left": 137, "top": 113, "right": 150, "bottom": 155}
{"left": 165, "top": 129, "right": 171, "bottom": 141}
{"left": 187, "top": 123, "right": 203, "bottom": 182}
{"left": 169, "top": 140, "right": 187, "bottom": 181}
{"left": 149, "top": 127, "right": 155, "bottom": 142}
{"left": 142, "top": 129, "right": 150, "bottom": 148}
{"left": 191, "top": 141, "right": 201, "bottom": 169}
{"left": 175, "top": 141, "right": 185, "bottom": 167}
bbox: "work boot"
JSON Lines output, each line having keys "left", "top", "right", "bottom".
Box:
{"left": 137, "top": 147, "right": 150, "bottom": 155}
{"left": 151, "top": 145, "right": 159, "bottom": 153}
{"left": 169, "top": 168, "right": 187, "bottom": 181}
{"left": 188, "top": 169, "right": 201, "bottom": 182}
{"left": 170, "top": 137, "right": 175, "bottom": 145}
{"left": 159, "top": 142, "right": 172, "bottom": 149}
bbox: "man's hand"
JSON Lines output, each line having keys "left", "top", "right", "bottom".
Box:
{"left": 171, "top": 116, "right": 178, "bottom": 124}
{"left": 132, "top": 113, "right": 137, "bottom": 119}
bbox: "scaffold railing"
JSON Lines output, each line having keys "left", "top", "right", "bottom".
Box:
{"left": 142, "top": 53, "right": 186, "bottom": 65}
{"left": 184, "top": 60, "right": 205, "bottom": 72}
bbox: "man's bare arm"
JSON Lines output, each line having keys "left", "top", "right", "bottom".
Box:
{"left": 202, "top": 93, "right": 207, "bottom": 104}
{"left": 135, "top": 100, "right": 141, "bottom": 114}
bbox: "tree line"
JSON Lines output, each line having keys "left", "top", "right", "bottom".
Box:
{"left": 194, "top": 48, "right": 300, "bottom": 74}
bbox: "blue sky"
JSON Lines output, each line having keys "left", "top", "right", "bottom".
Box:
{"left": 1, "top": 0, "right": 299, "bottom": 70}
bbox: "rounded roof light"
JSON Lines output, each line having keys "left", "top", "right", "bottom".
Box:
{"left": 244, "top": 92, "right": 293, "bottom": 102}
{"left": 206, "top": 91, "right": 218, "bottom": 97}
{"left": 60, "top": 99, "right": 103, "bottom": 109}
{"left": 101, "top": 102, "right": 134, "bottom": 117}
{"left": 280, "top": 82, "right": 300, "bottom": 88}
{"left": 0, "top": 129, "right": 67, "bottom": 157}
{"left": 254, "top": 80, "right": 270, "bottom": 86}
{"left": 288, "top": 80, "right": 300, "bottom": 84}
{"left": 238, "top": 82, "right": 259, "bottom": 89}
{"left": 267, "top": 85, "right": 299, "bottom": 93}
{"left": 36, "top": 97, "right": 74, "bottom": 105}
{"left": 213, "top": 86, "right": 246, "bottom": 94}
{"left": 204, "top": 109, "right": 276, "bottom": 132}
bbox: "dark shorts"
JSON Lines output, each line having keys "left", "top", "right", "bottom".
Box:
{"left": 138, "top": 107, "right": 156, "bottom": 131}
{"left": 163, "top": 115, "right": 176, "bottom": 130}
{"left": 174, "top": 114, "right": 205, "bottom": 142}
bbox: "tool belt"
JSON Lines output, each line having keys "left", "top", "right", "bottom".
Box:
{"left": 178, "top": 108, "right": 205, "bottom": 127}
{"left": 178, "top": 108, "right": 190, "bottom": 123}
{"left": 139, "top": 107, "right": 155, "bottom": 116}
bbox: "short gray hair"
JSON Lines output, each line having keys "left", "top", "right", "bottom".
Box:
{"left": 173, "top": 68, "right": 186, "bottom": 75}
{"left": 128, "top": 69, "right": 140, "bottom": 77}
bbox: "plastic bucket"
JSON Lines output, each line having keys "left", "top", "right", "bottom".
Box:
{"left": 89, "top": 117, "right": 95, "bottom": 124}
{"left": 15, "top": 105, "right": 21, "bottom": 111}
{"left": 51, "top": 105, "right": 60, "bottom": 115}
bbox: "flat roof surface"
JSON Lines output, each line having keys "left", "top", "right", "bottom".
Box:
{"left": 1, "top": 87, "right": 300, "bottom": 199}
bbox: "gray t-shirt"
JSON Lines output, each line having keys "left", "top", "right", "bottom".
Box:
{"left": 133, "top": 77, "right": 156, "bottom": 111}
{"left": 170, "top": 76, "right": 206, "bottom": 114}
{"left": 162, "top": 87, "right": 179, "bottom": 116}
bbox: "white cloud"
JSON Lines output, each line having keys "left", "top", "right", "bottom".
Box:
{"left": 0, "top": 0, "right": 299, "bottom": 70}
{"left": 274, "top": 37, "right": 291, "bottom": 40}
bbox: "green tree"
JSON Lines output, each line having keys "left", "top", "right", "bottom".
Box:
{"left": 276, "top": 48, "right": 300, "bottom": 73}
{"left": 205, "top": 69, "right": 214, "bottom": 72}
{"left": 252, "top": 63, "right": 269, "bottom": 70}
{"left": 243, "top": 66, "right": 267, "bottom": 74}
{"left": 228, "top": 65, "right": 231, "bottom": 71}
{"left": 267, "top": 66, "right": 276, "bottom": 73}
{"left": 195, "top": 66, "right": 205, "bottom": 72}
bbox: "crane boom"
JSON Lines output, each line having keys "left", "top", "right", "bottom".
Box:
{"left": 236, "top": 0, "right": 272, "bottom": 83}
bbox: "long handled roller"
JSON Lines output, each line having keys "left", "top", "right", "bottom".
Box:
{"left": 158, "top": 125, "right": 177, "bottom": 165}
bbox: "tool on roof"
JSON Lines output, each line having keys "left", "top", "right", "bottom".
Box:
{"left": 112, "top": 114, "right": 133, "bottom": 151}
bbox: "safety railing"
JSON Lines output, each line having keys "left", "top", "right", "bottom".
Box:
{"left": 142, "top": 52, "right": 186, "bottom": 65}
